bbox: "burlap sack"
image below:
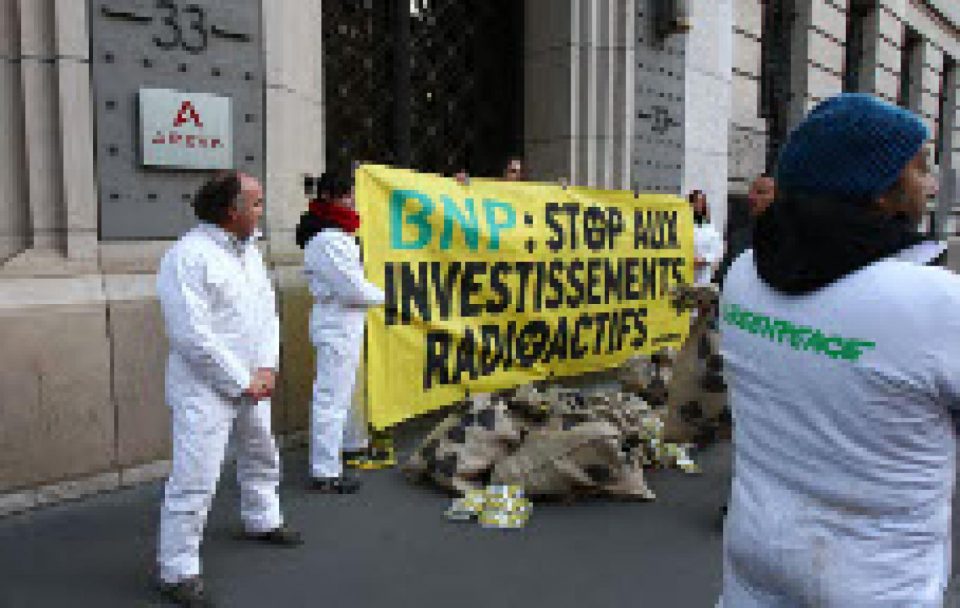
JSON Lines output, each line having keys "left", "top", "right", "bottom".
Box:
{"left": 490, "top": 420, "right": 627, "bottom": 497}
{"left": 402, "top": 408, "right": 464, "bottom": 480}
{"left": 661, "top": 314, "right": 729, "bottom": 445}
{"left": 601, "top": 462, "right": 657, "bottom": 500}
{"left": 619, "top": 349, "right": 675, "bottom": 406}
{"left": 409, "top": 383, "right": 684, "bottom": 501}
{"left": 405, "top": 393, "right": 524, "bottom": 495}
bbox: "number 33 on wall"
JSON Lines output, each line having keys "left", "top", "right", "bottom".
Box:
{"left": 154, "top": 0, "right": 208, "bottom": 54}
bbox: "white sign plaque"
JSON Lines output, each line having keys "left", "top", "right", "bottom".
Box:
{"left": 140, "top": 88, "right": 233, "bottom": 169}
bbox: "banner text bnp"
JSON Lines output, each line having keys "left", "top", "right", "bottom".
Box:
{"left": 357, "top": 165, "right": 693, "bottom": 429}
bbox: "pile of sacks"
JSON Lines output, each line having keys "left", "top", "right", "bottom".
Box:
{"left": 403, "top": 283, "right": 727, "bottom": 502}
{"left": 403, "top": 384, "right": 698, "bottom": 501}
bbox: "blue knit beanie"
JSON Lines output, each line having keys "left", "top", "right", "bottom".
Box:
{"left": 775, "top": 93, "right": 929, "bottom": 199}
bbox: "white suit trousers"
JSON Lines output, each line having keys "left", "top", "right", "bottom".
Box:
{"left": 310, "top": 331, "right": 365, "bottom": 479}
{"left": 342, "top": 381, "right": 369, "bottom": 452}
{"left": 158, "top": 397, "right": 282, "bottom": 584}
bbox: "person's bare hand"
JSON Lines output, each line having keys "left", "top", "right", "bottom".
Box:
{"left": 257, "top": 368, "right": 276, "bottom": 393}
{"left": 455, "top": 171, "right": 470, "bottom": 186}
{"left": 242, "top": 384, "right": 269, "bottom": 401}
{"left": 243, "top": 369, "right": 275, "bottom": 401}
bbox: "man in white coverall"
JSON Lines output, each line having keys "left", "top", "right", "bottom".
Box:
{"left": 295, "top": 171, "right": 385, "bottom": 493}
{"left": 156, "top": 171, "right": 302, "bottom": 607}
{"left": 719, "top": 93, "right": 954, "bottom": 606}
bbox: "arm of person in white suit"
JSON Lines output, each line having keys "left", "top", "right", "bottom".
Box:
{"left": 706, "top": 226, "right": 725, "bottom": 274}
{"left": 254, "top": 259, "right": 281, "bottom": 372}
{"left": 157, "top": 253, "right": 251, "bottom": 398}
{"left": 309, "top": 231, "right": 386, "bottom": 308}
{"left": 694, "top": 226, "right": 723, "bottom": 267}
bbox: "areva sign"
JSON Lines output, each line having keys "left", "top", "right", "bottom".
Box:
{"left": 139, "top": 88, "right": 233, "bottom": 169}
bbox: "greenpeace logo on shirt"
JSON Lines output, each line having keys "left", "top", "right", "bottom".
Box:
{"left": 721, "top": 303, "right": 876, "bottom": 362}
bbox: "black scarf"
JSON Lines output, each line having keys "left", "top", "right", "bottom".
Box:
{"left": 294, "top": 202, "right": 359, "bottom": 249}
{"left": 753, "top": 192, "right": 928, "bottom": 295}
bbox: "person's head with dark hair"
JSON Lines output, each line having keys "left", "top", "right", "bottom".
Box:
{"left": 754, "top": 93, "right": 936, "bottom": 294}
{"left": 295, "top": 169, "right": 358, "bottom": 249}
{"left": 193, "top": 171, "right": 264, "bottom": 240}
{"left": 315, "top": 171, "right": 354, "bottom": 204}
{"left": 503, "top": 156, "right": 525, "bottom": 181}
{"left": 747, "top": 175, "right": 776, "bottom": 217}
{"left": 688, "top": 189, "right": 709, "bottom": 224}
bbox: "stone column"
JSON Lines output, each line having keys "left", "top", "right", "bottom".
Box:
{"left": 18, "top": 0, "right": 62, "bottom": 252}
{"left": 262, "top": 0, "right": 324, "bottom": 264}
{"left": 526, "top": 0, "right": 640, "bottom": 187}
{"left": 262, "top": 0, "right": 326, "bottom": 434}
{"left": 525, "top": 0, "right": 686, "bottom": 194}
{"left": 0, "top": 0, "right": 98, "bottom": 273}
{"left": 525, "top": 0, "right": 663, "bottom": 191}
{"left": 523, "top": 0, "right": 575, "bottom": 182}
{"left": 0, "top": 0, "right": 30, "bottom": 263}
{"left": 53, "top": 0, "right": 97, "bottom": 263}
{"left": 683, "top": 0, "right": 733, "bottom": 232}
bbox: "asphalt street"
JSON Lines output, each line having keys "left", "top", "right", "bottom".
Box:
{"left": 0, "top": 422, "right": 733, "bottom": 608}
{"left": 3, "top": 404, "right": 960, "bottom": 608}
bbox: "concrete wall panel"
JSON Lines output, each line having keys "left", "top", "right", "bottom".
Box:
{"left": 734, "top": 0, "right": 762, "bottom": 39}
{"left": 903, "top": 2, "right": 960, "bottom": 60}
{"left": 808, "top": 31, "right": 846, "bottom": 75}
{"left": 811, "top": 0, "right": 848, "bottom": 43}
{"left": 0, "top": 277, "right": 113, "bottom": 492}
{"left": 106, "top": 275, "right": 170, "bottom": 468}
{"left": 807, "top": 64, "right": 845, "bottom": 101}
{"left": 276, "top": 267, "right": 313, "bottom": 434}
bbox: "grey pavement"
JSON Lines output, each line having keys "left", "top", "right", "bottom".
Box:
{"left": 3, "top": 422, "right": 959, "bottom": 608}
{"left": 0, "top": 420, "right": 732, "bottom": 608}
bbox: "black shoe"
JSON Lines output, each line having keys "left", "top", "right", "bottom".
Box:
{"left": 242, "top": 523, "right": 304, "bottom": 547}
{"left": 310, "top": 475, "right": 362, "bottom": 494}
{"left": 156, "top": 576, "right": 213, "bottom": 607}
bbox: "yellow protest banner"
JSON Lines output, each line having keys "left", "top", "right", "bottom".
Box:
{"left": 357, "top": 164, "right": 694, "bottom": 430}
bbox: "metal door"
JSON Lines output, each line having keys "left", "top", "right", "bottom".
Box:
{"left": 321, "top": 0, "right": 523, "bottom": 180}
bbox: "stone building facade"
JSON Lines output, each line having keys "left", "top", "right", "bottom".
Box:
{"left": 729, "top": 0, "right": 960, "bottom": 234}
{"left": 0, "top": 0, "right": 957, "bottom": 514}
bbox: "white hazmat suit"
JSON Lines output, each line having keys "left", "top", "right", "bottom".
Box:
{"left": 693, "top": 221, "right": 724, "bottom": 285}
{"left": 305, "top": 228, "right": 384, "bottom": 480}
{"left": 719, "top": 249, "right": 960, "bottom": 606}
{"left": 156, "top": 223, "right": 283, "bottom": 584}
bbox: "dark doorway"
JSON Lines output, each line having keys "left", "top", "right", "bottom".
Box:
{"left": 322, "top": 0, "right": 524, "bottom": 180}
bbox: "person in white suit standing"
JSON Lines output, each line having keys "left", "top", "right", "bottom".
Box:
{"left": 296, "top": 171, "right": 385, "bottom": 493}
{"left": 156, "top": 171, "right": 302, "bottom": 608}
{"left": 689, "top": 189, "right": 724, "bottom": 286}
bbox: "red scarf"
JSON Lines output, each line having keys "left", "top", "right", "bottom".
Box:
{"left": 308, "top": 200, "right": 360, "bottom": 234}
